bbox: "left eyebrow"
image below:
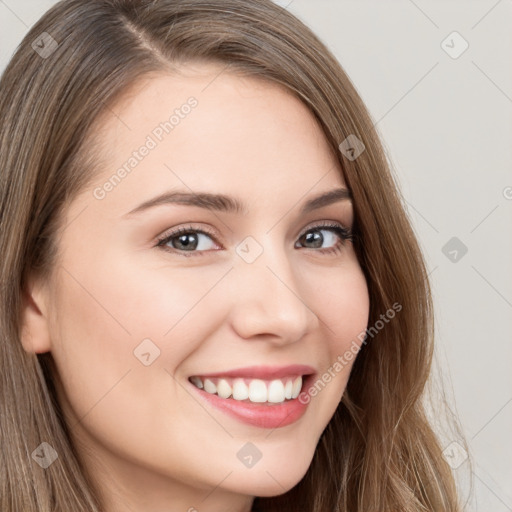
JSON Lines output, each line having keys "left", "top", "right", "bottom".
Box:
{"left": 123, "top": 186, "right": 352, "bottom": 218}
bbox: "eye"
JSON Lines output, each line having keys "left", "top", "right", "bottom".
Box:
{"left": 156, "top": 224, "right": 219, "bottom": 257}
{"left": 295, "top": 222, "right": 353, "bottom": 256}
{"left": 156, "top": 222, "right": 353, "bottom": 258}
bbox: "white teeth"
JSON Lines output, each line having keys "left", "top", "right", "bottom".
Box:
{"left": 232, "top": 378, "right": 249, "bottom": 400}
{"left": 284, "top": 379, "right": 293, "bottom": 399}
{"left": 203, "top": 378, "right": 217, "bottom": 394}
{"left": 291, "top": 376, "right": 302, "bottom": 399}
{"left": 248, "top": 379, "right": 267, "bottom": 402}
{"left": 216, "top": 378, "right": 232, "bottom": 399}
{"left": 268, "top": 379, "right": 285, "bottom": 403}
{"left": 190, "top": 375, "right": 304, "bottom": 403}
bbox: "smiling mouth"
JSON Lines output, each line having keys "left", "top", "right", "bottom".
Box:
{"left": 188, "top": 375, "right": 306, "bottom": 404}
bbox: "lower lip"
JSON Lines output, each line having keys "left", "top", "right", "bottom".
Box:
{"left": 189, "top": 375, "right": 314, "bottom": 429}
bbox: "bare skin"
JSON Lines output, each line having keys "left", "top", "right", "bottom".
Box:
{"left": 21, "top": 62, "right": 370, "bottom": 512}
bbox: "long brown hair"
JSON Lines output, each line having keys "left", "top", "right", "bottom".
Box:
{"left": 0, "top": 0, "right": 464, "bottom": 510}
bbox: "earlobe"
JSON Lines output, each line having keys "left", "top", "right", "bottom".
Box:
{"left": 20, "top": 275, "right": 52, "bottom": 354}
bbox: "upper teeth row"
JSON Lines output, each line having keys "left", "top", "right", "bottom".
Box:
{"left": 190, "top": 376, "right": 303, "bottom": 403}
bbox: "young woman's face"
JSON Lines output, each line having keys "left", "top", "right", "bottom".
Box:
{"left": 34, "top": 63, "right": 369, "bottom": 510}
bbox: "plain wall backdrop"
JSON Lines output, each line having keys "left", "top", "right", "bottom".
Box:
{"left": 1, "top": 1, "right": 511, "bottom": 510}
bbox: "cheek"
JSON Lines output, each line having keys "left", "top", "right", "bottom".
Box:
{"left": 319, "top": 261, "right": 370, "bottom": 352}
{"left": 48, "top": 254, "right": 226, "bottom": 413}
{"left": 305, "top": 261, "right": 369, "bottom": 407}
{"left": 47, "top": 253, "right": 231, "bottom": 473}
{"left": 48, "top": 261, "right": 139, "bottom": 421}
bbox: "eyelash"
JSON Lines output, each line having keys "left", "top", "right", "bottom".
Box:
{"left": 155, "top": 222, "right": 353, "bottom": 259}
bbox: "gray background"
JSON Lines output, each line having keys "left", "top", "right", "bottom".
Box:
{"left": 1, "top": 0, "right": 511, "bottom": 510}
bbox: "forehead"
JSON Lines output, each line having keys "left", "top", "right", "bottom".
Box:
{"left": 74, "top": 63, "right": 346, "bottom": 218}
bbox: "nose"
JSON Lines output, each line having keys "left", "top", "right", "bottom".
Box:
{"left": 226, "top": 244, "right": 318, "bottom": 344}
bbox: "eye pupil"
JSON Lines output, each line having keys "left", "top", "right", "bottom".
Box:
{"left": 175, "top": 233, "right": 198, "bottom": 250}
{"left": 303, "top": 231, "right": 323, "bottom": 248}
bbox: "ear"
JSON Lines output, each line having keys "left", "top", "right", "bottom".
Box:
{"left": 20, "top": 273, "right": 52, "bottom": 354}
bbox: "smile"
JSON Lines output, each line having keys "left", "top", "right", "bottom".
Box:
{"left": 187, "top": 365, "right": 316, "bottom": 429}
{"left": 189, "top": 375, "right": 303, "bottom": 404}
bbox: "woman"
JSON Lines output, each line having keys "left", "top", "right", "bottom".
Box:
{"left": 0, "top": 0, "right": 463, "bottom": 510}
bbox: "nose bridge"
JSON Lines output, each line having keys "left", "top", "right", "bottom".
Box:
{"left": 227, "top": 236, "right": 316, "bottom": 341}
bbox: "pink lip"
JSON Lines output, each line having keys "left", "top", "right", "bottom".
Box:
{"left": 190, "top": 364, "right": 316, "bottom": 380}
{"left": 188, "top": 371, "right": 316, "bottom": 429}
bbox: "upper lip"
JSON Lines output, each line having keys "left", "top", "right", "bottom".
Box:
{"left": 190, "top": 364, "right": 316, "bottom": 380}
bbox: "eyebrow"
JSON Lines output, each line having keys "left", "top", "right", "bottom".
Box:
{"left": 123, "top": 186, "right": 351, "bottom": 218}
